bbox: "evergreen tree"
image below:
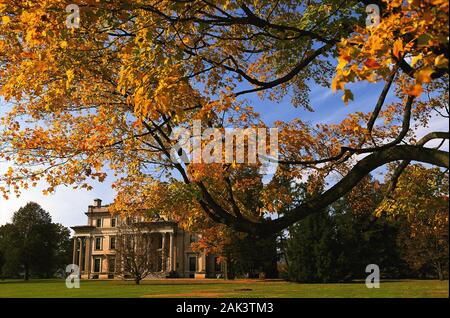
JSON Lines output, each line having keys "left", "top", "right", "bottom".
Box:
{"left": 285, "top": 176, "right": 409, "bottom": 283}
{"left": 286, "top": 210, "right": 341, "bottom": 283}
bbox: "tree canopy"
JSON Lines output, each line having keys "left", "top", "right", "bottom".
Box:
{"left": 0, "top": 0, "right": 448, "bottom": 236}
{"left": 0, "top": 202, "right": 71, "bottom": 279}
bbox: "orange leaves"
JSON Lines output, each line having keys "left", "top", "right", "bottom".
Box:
{"left": 406, "top": 84, "right": 423, "bottom": 97}
{"left": 415, "top": 67, "right": 434, "bottom": 83}
{"left": 0, "top": 0, "right": 446, "bottom": 242}
{"left": 405, "top": 67, "right": 435, "bottom": 96}
{"left": 331, "top": 77, "right": 344, "bottom": 92}
{"left": 332, "top": 0, "right": 448, "bottom": 100}
{"left": 363, "top": 58, "right": 381, "bottom": 69}
{"left": 392, "top": 39, "right": 404, "bottom": 59}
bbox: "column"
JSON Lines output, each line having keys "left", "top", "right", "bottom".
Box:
{"left": 78, "top": 238, "right": 83, "bottom": 269}
{"left": 161, "top": 232, "right": 166, "bottom": 271}
{"left": 198, "top": 253, "right": 206, "bottom": 273}
{"left": 72, "top": 237, "right": 77, "bottom": 265}
{"left": 169, "top": 232, "right": 174, "bottom": 272}
{"left": 85, "top": 237, "right": 91, "bottom": 278}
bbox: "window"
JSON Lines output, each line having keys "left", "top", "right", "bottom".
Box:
{"left": 108, "top": 258, "right": 116, "bottom": 273}
{"left": 189, "top": 256, "right": 197, "bottom": 272}
{"left": 95, "top": 218, "right": 102, "bottom": 227}
{"left": 95, "top": 237, "right": 102, "bottom": 250}
{"left": 94, "top": 258, "right": 101, "bottom": 273}
{"left": 111, "top": 218, "right": 116, "bottom": 228}
{"left": 110, "top": 237, "right": 116, "bottom": 250}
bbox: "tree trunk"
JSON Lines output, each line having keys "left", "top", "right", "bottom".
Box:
{"left": 135, "top": 275, "right": 141, "bottom": 285}
{"left": 223, "top": 259, "right": 228, "bottom": 280}
{"left": 435, "top": 262, "right": 443, "bottom": 281}
{"left": 24, "top": 263, "right": 29, "bottom": 281}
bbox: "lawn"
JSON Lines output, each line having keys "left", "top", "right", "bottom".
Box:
{"left": 0, "top": 279, "right": 447, "bottom": 298}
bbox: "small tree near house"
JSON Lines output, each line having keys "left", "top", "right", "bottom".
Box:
{"left": 115, "top": 224, "right": 160, "bottom": 284}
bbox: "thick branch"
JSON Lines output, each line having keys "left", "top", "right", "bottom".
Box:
{"left": 225, "top": 144, "right": 449, "bottom": 235}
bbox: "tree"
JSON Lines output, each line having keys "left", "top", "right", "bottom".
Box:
{"left": 0, "top": 224, "right": 20, "bottom": 278}
{"left": 286, "top": 175, "right": 409, "bottom": 283}
{"left": 376, "top": 165, "right": 449, "bottom": 280}
{"left": 0, "top": 202, "right": 71, "bottom": 279}
{"left": 287, "top": 209, "right": 340, "bottom": 283}
{"left": 0, "top": 249, "right": 4, "bottom": 279}
{"left": 115, "top": 223, "right": 161, "bottom": 284}
{"left": 53, "top": 223, "right": 73, "bottom": 276}
{"left": 213, "top": 230, "right": 278, "bottom": 279}
{"left": 0, "top": 1, "right": 448, "bottom": 236}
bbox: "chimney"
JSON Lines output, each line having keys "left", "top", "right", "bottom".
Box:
{"left": 93, "top": 198, "right": 102, "bottom": 207}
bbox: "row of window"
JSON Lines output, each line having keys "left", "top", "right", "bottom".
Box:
{"left": 93, "top": 257, "right": 115, "bottom": 273}
{"left": 94, "top": 216, "right": 146, "bottom": 228}
{"left": 94, "top": 236, "right": 115, "bottom": 251}
{"left": 94, "top": 217, "right": 117, "bottom": 228}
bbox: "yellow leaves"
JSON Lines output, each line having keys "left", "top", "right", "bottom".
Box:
{"left": 374, "top": 198, "right": 395, "bottom": 217}
{"left": 434, "top": 54, "right": 448, "bottom": 68}
{"left": 25, "top": 29, "right": 36, "bottom": 44}
{"left": 181, "top": 36, "right": 194, "bottom": 46}
{"left": 65, "top": 69, "right": 74, "bottom": 89}
{"left": 60, "top": 41, "right": 68, "bottom": 49}
{"left": 6, "top": 166, "right": 14, "bottom": 177}
{"left": 336, "top": 54, "right": 350, "bottom": 71}
{"left": 410, "top": 53, "right": 423, "bottom": 67}
{"left": 1, "top": 15, "right": 11, "bottom": 24}
{"left": 415, "top": 67, "right": 434, "bottom": 83}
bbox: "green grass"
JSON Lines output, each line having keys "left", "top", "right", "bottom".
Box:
{"left": 0, "top": 279, "right": 447, "bottom": 298}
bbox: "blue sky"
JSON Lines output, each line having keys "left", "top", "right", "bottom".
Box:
{"left": 0, "top": 78, "right": 448, "bottom": 230}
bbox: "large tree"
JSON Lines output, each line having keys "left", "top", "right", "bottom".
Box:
{"left": 0, "top": 202, "right": 71, "bottom": 279}
{"left": 0, "top": 1, "right": 448, "bottom": 236}
{"left": 377, "top": 165, "right": 449, "bottom": 280}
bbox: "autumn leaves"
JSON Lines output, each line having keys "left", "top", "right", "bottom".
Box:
{"left": 333, "top": 0, "right": 449, "bottom": 102}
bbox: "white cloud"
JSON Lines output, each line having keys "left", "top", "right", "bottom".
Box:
{"left": 0, "top": 178, "right": 116, "bottom": 230}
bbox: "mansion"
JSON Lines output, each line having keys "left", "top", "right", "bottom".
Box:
{"left": 71, "top": 199, "right": 222, "bottom": 279}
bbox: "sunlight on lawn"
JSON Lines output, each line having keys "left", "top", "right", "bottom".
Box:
{"left": 0, "top": 279, "right": 447, "bottom": 298}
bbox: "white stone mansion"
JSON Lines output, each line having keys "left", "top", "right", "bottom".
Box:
{"left": 71, "top": 199, "right": 222, "bottom": 279}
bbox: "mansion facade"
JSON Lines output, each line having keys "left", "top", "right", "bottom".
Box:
{"left": 71, "top": 199, "right": 222, "bottom": 279}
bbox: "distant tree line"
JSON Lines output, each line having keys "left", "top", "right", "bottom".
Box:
{"left": 0, "top": 202, "right": 72, "bottom": 280}
{"left": 283, "top": 166, "right": 449, "bottom": 282}
{"left": 218, "top": 165, "right": 448, "bottom": 282}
